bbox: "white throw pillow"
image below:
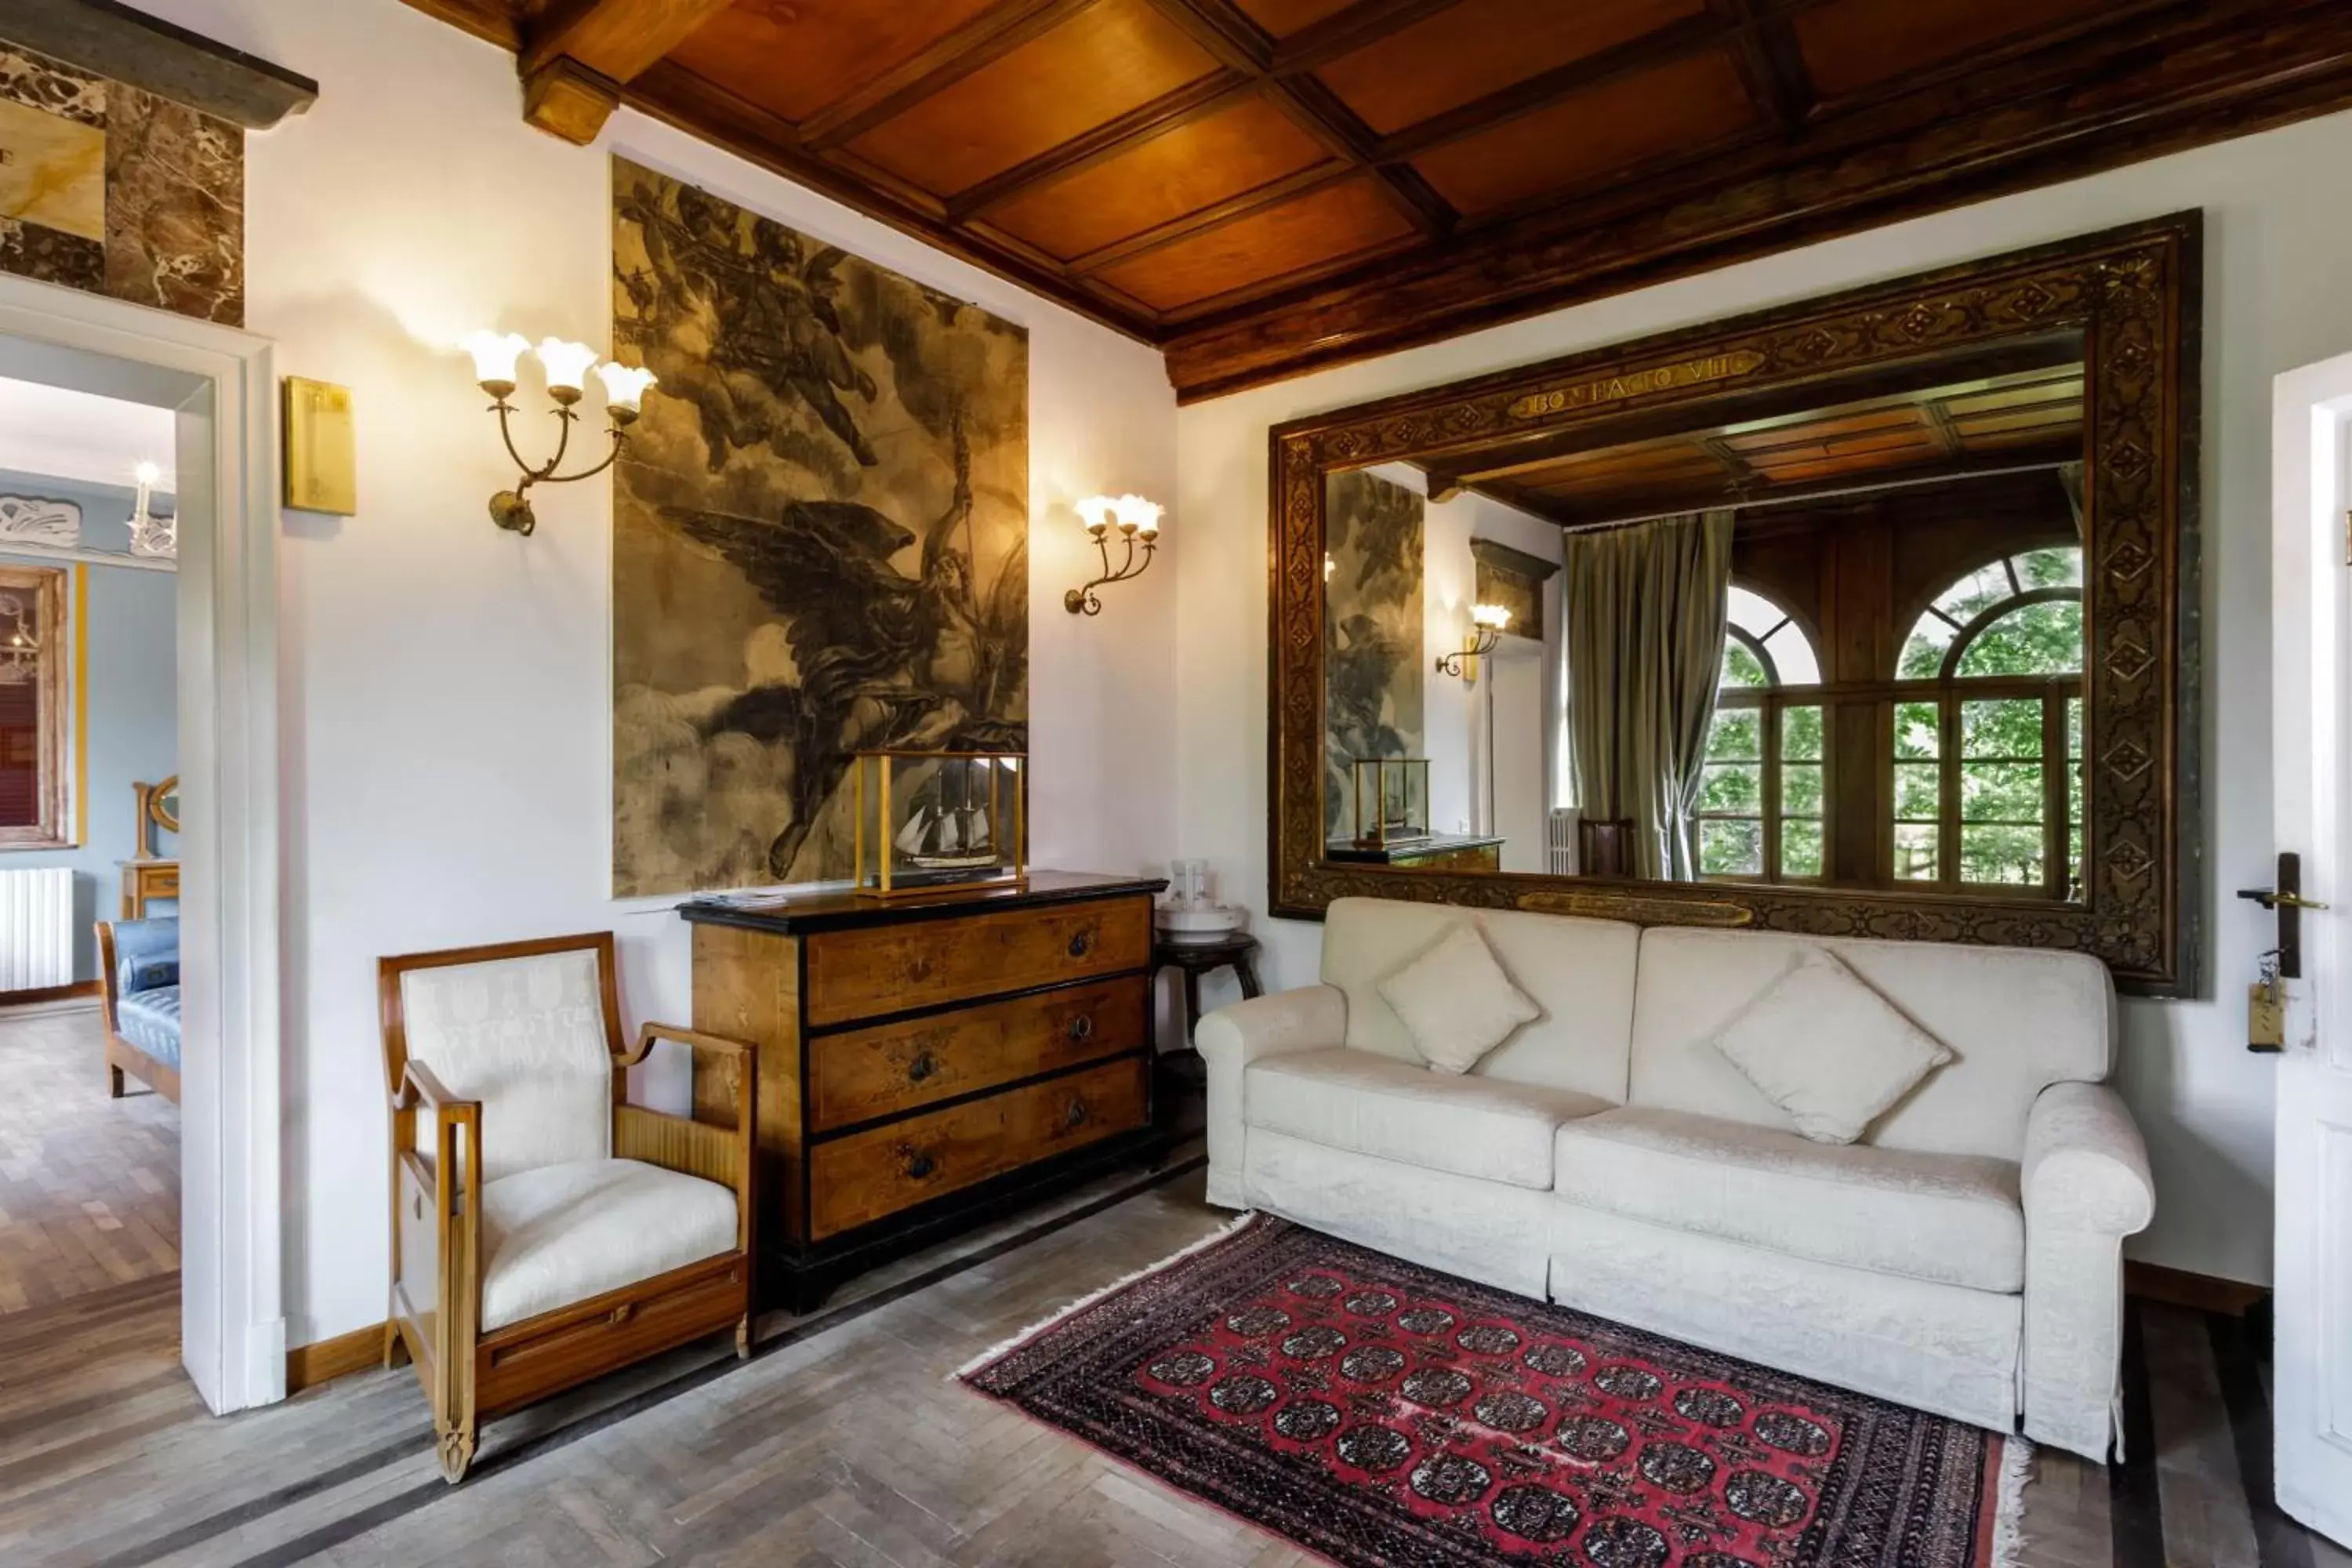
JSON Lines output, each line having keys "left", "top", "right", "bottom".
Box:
{"left": 1375, "top": 923, "right": 1542, "bottom": 1074}
{"left": 1711, "top": 948, "right": 1953, "bottom": 1144}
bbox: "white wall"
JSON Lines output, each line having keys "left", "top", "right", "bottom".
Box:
{"left": 1176, "top": 108, "right": 2352, "bottom": 1287}
{"left": 120, "top": 0, "right": 1179, "bottom": 1349}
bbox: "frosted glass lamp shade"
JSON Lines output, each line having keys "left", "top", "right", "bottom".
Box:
{"left": 594, "top": 361, "right": 659, "bottom": 421}
{"left": 535, "top": 338, "right": 600, "bottom": 399}
{"left": 1471, "top": 604, "right": 1512, "bottom": 631}
{"left": 462, "top": 330, "right": 531, "bottom": 393}
{"left": 1076, "top": 495, "right": 1115, "bottom": 538}
{"left": 1114, "top": 494, "right": 1163, "bottom": 539}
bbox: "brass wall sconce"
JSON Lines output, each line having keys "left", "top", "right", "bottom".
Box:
{"left": 1065, "top": 493, "right": 1163, "bottom": 615}
{"left": 1436, "top": 604, "right": 1512, "bottom": 681}
{"left": 463, "top": 331, "right": 656, "bottom": 535}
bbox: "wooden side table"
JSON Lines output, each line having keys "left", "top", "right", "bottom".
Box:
{"left": 121, "top": 859, "right": 180, "bottom": 919}
{"left": 1152, "top": 931, "right": 1263, "bottom": 1044}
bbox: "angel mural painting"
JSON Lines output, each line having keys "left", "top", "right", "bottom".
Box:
{"left": 610, "top": 158, "right": 1029, "bottom": 897}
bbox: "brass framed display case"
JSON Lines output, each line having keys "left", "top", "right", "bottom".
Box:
{"left": 854, "top": 750, "right": 1027, "bottom": 900}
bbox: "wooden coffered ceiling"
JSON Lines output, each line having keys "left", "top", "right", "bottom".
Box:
{"left": 406, "top": 0, "right": 2352, "bottom": 401}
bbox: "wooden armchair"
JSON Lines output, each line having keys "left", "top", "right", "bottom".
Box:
{"left": 379, "top": 932, "right": 755, "bottom": 1483}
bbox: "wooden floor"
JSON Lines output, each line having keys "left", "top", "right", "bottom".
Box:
{"left": 0, "top": 1149, "right": 2341, "bottom": 1567}
{"left": 0, "top": 1007, "right": 179, "bottom": 1313}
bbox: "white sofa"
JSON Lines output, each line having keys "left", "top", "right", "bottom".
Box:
{"left": 1198, "top": 897, "right": 2154, "bottom": 1461}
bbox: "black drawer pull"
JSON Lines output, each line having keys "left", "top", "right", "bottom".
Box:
{"left": 1066, "top": 1014, "right": 1094, "bottom": 1043}
{"left": 1067, "top": 931, "right": 1091, "bottom": 958}
{"left": 1062, "top": 1099, "right": 1089, "bottom": 1131}
{"left": 907, "top": 1052, "right": 938, "bottom": 1083}
{"left": 904, "top": 1149, "right": 938, "bottom": 1181}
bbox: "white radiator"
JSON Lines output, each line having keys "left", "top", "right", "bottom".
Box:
{"left": 1546, "top": 808, "right": 1581, "bottom": 877}
{"left": 0, "top": 867, "right": 75, "bottom": 992}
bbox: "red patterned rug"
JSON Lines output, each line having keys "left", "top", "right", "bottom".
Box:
{"left": 960, "top": 1214, "right": 2023, "bottom": 1567}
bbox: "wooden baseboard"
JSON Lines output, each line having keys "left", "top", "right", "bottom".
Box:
{"left": 2125, "top": 1260, "right": 2270, "bottom": 1317}
{"left": 0, "top": 979, "right": 100, "bottom": 1005}
{"left": 286, "top": 1321, "right": 387, "bottom": 1393}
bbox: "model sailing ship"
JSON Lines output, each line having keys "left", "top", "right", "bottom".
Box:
{"left": 896, "top": 764, "right": 1000, "bottom": 871}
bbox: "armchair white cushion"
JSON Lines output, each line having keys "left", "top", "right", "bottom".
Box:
{"left": 479, "top": 1156, "right": 741, "bottom": 1331}
{"left": 399, "top": 948, "right": 614, "bottom": 1182}
{"left": 2019, "top": 1080, "right": 2155, "bottom": 1456}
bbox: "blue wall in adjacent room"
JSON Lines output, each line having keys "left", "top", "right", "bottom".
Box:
{"left": 0, "top": 470, "right": 177, "bottom": 983}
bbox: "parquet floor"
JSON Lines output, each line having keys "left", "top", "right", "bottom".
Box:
{"left": 0, "top": 1149, "right": 2341, "bottom": 1567}
{"left": 0, "top": 1007, "right": 179, "bottom": 1313}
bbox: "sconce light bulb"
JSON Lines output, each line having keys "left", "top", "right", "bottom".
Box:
{"left": 535, "top": 337, "right": 601, "bottom": 400}
{"left": 1076, "top": 495, "right": 1114, "bottom": 539}
{"left": 1471, "top": 603, "right": 1512, "bottom": 631}
{"left": 595, "top": 361, "right": 659, "bottom": 417}
{"left": 1114, "top": 493, "right": 1163, "bottom": 539}
{"left": 462, "top": 329, "right": 531, "bottom": 395}
{"left": 132, "top": 461, "right": 162, "bottom": 488}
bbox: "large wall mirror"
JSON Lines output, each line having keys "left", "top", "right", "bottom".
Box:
{"left": 1273, "top": 216, "right": 2201, "bottom": 995}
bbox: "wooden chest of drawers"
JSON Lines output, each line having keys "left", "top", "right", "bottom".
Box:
{"left": 684, "top": 872, "right": 1168, "bottom": 1311}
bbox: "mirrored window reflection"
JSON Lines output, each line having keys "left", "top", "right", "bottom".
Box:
{"left": 1893, "top": 546, "right": 2085, "bottom": 898}
{"left": 1698, "top": 587, "right": 1823, "bottom": 883}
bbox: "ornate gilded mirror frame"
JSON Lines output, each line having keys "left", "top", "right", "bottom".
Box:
{"left": 1269, "top": 214, "right": 2201, "bottom": 996}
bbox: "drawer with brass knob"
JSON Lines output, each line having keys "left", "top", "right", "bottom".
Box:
{"left": 810, "top": 1058, "right": 1148, "bottom": 1240}
{"left": 807, "top": 976, "right": 1142, "bottom": 1131}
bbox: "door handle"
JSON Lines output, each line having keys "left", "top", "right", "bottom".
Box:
{"left": 2239, "top": 851, "right": 2325, "bottom": 978}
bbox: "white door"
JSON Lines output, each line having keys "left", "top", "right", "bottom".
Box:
{"left": 2270, "top": 350, "right": 2352, "bottom": 1547}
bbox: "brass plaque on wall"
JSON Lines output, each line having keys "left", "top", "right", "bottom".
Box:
{"left": 282, "top": 376, "right": 357, "bottom": 515}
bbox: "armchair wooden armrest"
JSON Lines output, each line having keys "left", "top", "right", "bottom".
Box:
{"left": 394, "top": 1058, "right": 472, "bottom": 1116}
{"left": 612, "top": 1021, "right": 757, "bottom": 1256}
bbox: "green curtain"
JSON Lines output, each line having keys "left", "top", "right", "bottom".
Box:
{"left": 1563, "top": 510, "right": 1735, "bottom": 880}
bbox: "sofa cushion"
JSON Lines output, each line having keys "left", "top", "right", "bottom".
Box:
{"left": 1247, "top": 1047, "right": 1611, "bottom": 1189}
{"left": 399, "top": 948, "right": 614, "bottom": 1183}
{"left": 480, "top": 1157, "right": 739, "bottom": 1331}
{"left": 1554, "top": 1106, "right": 2024, "bottom": 1291}
{"left": 1320, "top": 898, "right": 1639, "bottom": 1102}
{"left": 1376, "top": 924, "right": 1541, "bottom": 1073}
{"left": 1711, "top": 948, "right": 1952, "bottom": 1143}
{"left": 117, "top": 985, "right": 181, "bottom": 1070}
{"left": 1629, "top": 927, "right": 2113, "bottom": 1162}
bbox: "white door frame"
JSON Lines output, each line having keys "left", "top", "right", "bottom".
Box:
{"left": 0, "top": 271, "right": 284, "bottom": 1414}
{"left": 2270, "top": 350, "right": 2352, "bottom": 1547}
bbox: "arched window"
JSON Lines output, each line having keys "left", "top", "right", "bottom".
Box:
{"left": 1698, "top": 586, "right": 1824, "bottom": 882}
{"left": 1891, "top": 546, "right": 2083, "bottom": 895}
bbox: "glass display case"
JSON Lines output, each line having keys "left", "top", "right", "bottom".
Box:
{"left": 1350, "top": 756, "right": 1430, "bottom": 849}
{"left": 853, "top": 750, "right": 1026, "bottom": 899}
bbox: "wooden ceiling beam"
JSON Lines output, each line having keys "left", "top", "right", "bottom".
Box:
{"left": 1139, "top": 0, "right": 1456, "bottom": 238}
{"left": 1706, "top": 0, "right": 1815, "bottom": 135}
{"left": 949, "top": 71, "right": 1258, "bottom": 220}
{"left": 1066, "top": 162, "right": 1352, "bottom": 274}
{"left": 799, "top": 0, "right": 1098, "bottom": 151}
{"left": 518, "top": 0, "right": 734, "bottom": 143}
{"left": 1372, "top": 9, "right": 1730, "bottom": 163}
{"left": 1271, "top": 0, "right": 1462, "bottom": 74}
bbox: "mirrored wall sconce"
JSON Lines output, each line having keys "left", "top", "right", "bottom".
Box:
{"left": 1065, "top": 493, "right": 1163, "bottom": 615}
{"left": 463, "top": 331, "right": 657, "bottom": 536}
{"left": 1436, "top": 603, "right": 1512, "bottom": 681}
